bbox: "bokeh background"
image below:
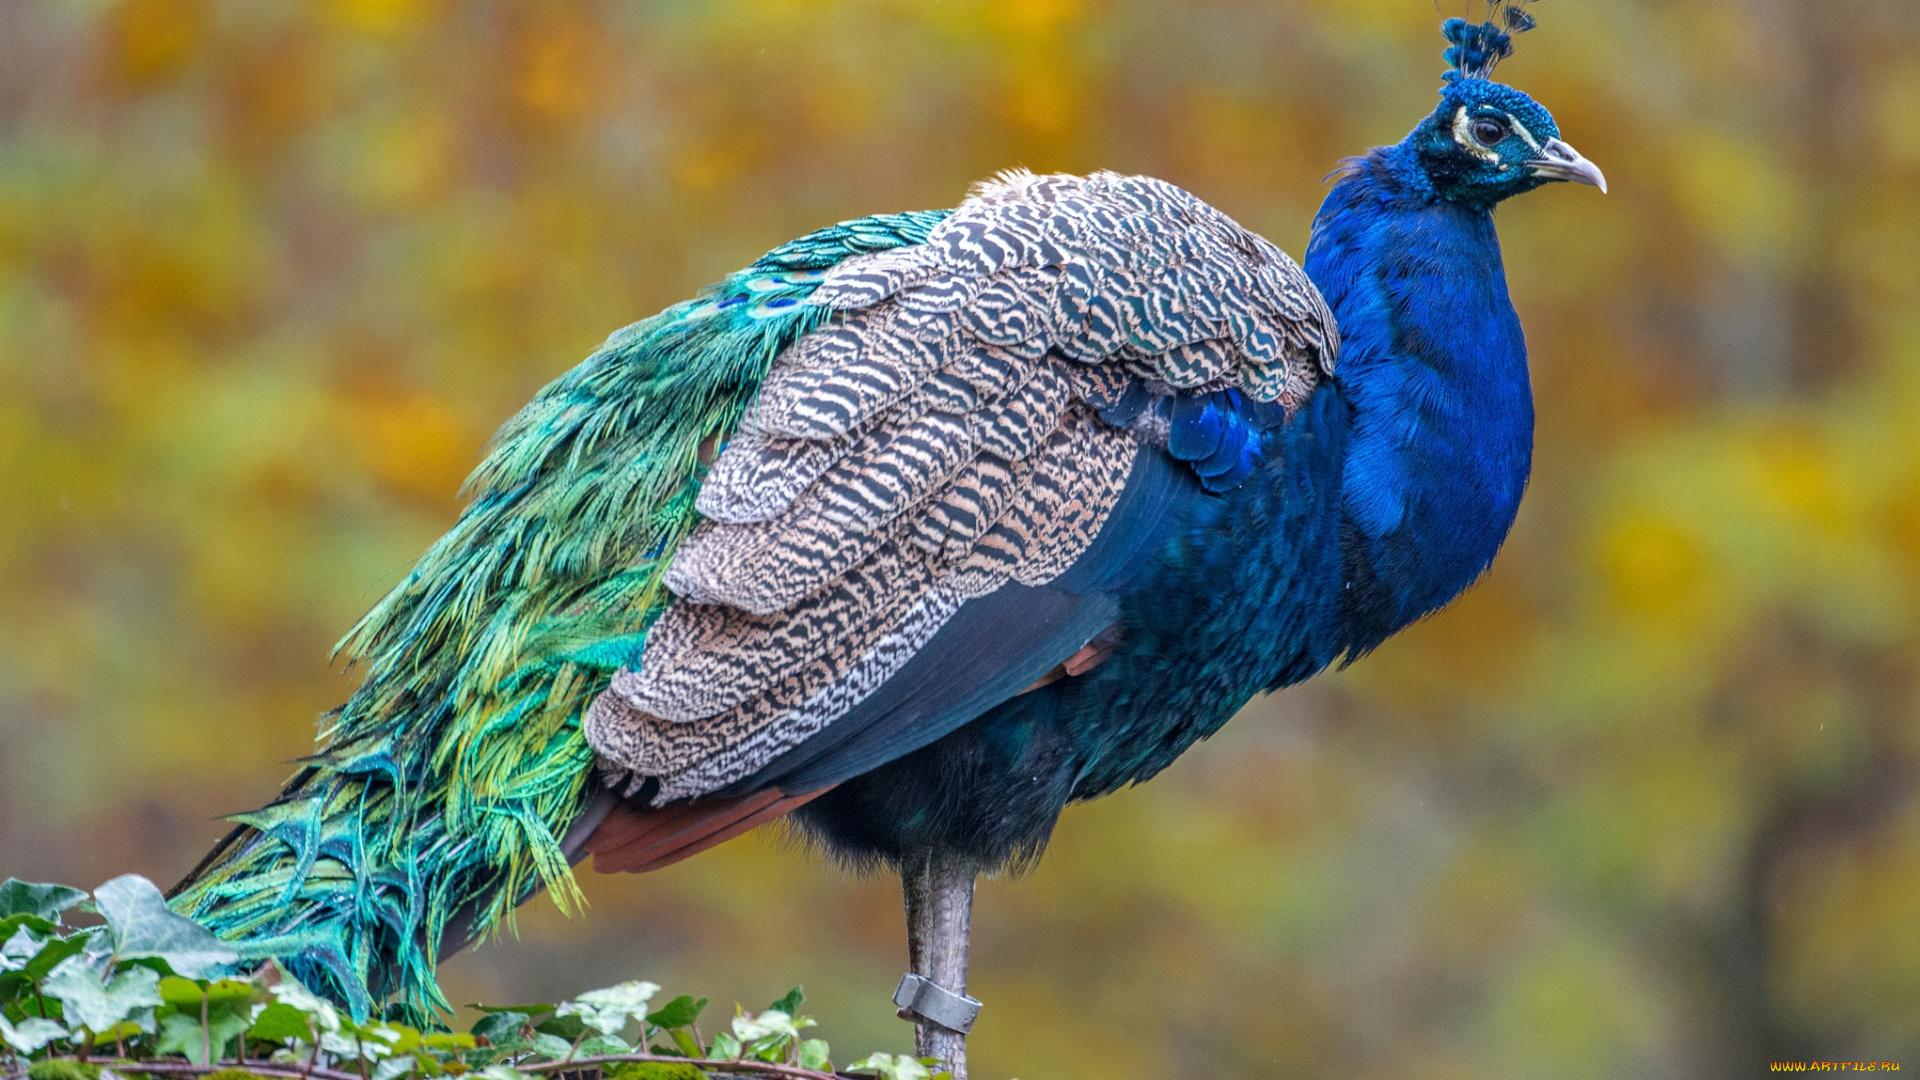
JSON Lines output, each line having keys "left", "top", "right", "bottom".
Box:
{"left": 3, "top": 0, "right": 1919, "bottom": 1076}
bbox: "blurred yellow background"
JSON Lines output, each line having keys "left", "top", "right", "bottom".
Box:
{"left": 3, "top": 1, "right": 1918, "bottom": 1076}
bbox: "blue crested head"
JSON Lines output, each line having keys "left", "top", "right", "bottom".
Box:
{"left": 1397, "top": 8, "right": 1606, "bottom": 209}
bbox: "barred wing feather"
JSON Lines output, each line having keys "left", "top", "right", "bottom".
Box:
{"left": 586, "top": 170, "right": 1337, "bottom": 807}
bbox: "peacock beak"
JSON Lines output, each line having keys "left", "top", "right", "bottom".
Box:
{"left": 1529, "top": 138, "right": 1607, "bottom": 193}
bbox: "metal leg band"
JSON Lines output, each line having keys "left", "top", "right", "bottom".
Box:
{"left": 893, "top": 973, "right": 982, "bottom": 1034}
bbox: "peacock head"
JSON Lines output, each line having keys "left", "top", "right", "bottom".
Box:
{"left": 1406, "top": 9, "right": 1606, "bottom": 208}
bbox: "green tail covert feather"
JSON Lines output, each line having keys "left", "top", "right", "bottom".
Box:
{"left": 169, "top": 210, "right": 950, "bottom": 1020}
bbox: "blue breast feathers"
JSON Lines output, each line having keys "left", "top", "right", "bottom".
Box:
{"left": 1305, "top": 147, "right": 1535, "bottom": 645}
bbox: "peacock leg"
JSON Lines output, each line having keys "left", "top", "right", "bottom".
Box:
{"left": 898, "top": 852, "right": 981, "bottom": 1079}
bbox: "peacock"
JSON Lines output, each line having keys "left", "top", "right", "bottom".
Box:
{"left": 170, "top": 8, "right": 1603, "bottom": 1076}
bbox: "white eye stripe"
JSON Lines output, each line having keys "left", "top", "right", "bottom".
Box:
{"left": 1452, "top": 107, "right": 1500, "bottom": 162}
{"left": 1503, "top": 112, "right": 1544, "bottom": 153}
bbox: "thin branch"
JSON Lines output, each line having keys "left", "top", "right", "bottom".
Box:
{"left": 519, "top": 1050, "right": 846, "bottom": 1080}
{"left": 4, "top": 1050, "right": 863, "bottom": 1080}
{"left": 23, "top": 1061, "right": 366, "bottom": 1080}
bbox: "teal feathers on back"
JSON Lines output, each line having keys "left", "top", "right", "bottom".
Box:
{"left": 169, "top": 211, "right": 948, "bottom": 1020}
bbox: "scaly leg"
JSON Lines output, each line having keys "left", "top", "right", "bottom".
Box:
{"left": 898, "top": 852, "right": 980, "bottom": 1079}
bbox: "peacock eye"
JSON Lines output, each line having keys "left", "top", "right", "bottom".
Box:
{"left": 1471, "top": 117, "right": 1509, "bottom": 147}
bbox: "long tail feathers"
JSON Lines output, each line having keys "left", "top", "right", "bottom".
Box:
{"left": 166, "top": 210, "right": 949, "bottom": 1020}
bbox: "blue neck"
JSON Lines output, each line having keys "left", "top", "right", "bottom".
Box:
{"left": 1303, "top": 146, "right": 1535, "bottom": 652}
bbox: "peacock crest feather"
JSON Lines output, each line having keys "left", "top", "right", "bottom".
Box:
{"left": 169, "top": 210, "right": 950, "bottom": 1021}
{"left": 1440, "top": 1, "right": 1541, "bottom": 82}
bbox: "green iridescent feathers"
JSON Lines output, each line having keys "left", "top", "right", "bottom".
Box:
{"left": 169, "top": 211, "right": 949, "bottom": 1020}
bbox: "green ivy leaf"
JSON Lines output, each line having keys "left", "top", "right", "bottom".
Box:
{"left": 153, "top": 976, "right": 258, "bottom": 1061}
{"left": 372, "top": 1053, "right": 417, "bottom": 1080}
{"left": 0, "top": 1014, "right": 67, "bottom": 1054}
{"left": 204, "top": 979, "right": 254, "bottom": 1013}
{"left": 22, "top": 935, "right": 90, "bottom": 983}
{"left": 705, "top": 1032, "right": 740, "bottom": 1061}
{"left": 0, "top": 914, "right": 60, "bottom": 940}
{"left": 0, "top": 913, "right": 58, "bottom": 995}
{"left": 735, "top": 1009, "right": 808, "bottom": 1043}
{"left": 0, "top": 881, "right": 88, "bottom": 922}
{"left": 319, "top": 1025, "right": 397, "bottom": 1061}
{"left": 529, "top": 1032, "right": 574, "bottom": 1060}
{"left": 93, "top": 876, "right": 237, "bottom": 980}
{"left": 155, "top": 1012, "right": 212, "bottom": 1064}
{"left": 797, "top": 1039, "right": 830, "bottom": 1072}
{"left": 157, "top": 976, "right": 206, "bottom": 1009}
{"left": 92, "top": 1019, "right": 146, "bottom": 1044}
{"left": 208, "top": 1010, "right": 253, "bottom": 1061}
{"left": 267, "top": 977, "right": 342, "bottom": 1035}
{"left": 372, "top": 1021, "right": 425, "bottom": 1056}
{"left": 42, "top": 963, "right": 161, "bottom": 1033}
{"left": 643, "top": 995, "right": 705, "bottom": 1030}
{"left": 248, "top": 1001, "right": 314, "bottom": 1043}
{"left": 470, "top": 1011, "right": 530, "bottom": 1052}
{"left": 766, "top": 987, "right": 803, "bottom": 1018}
{"left": 575, "top": 1033, "right": 631, "bottom": 1057}
{"left": 843, "top": 1052, "right": 932, "bottom": 1080}
{"left": 533, "top": 1013, "right": 586, "bottom": 1041}
{"left": 556, "top": 980, "right": 659, "bottom": 1036}
{"left": 2, "top": 925, "right": 44, "bottom": 973}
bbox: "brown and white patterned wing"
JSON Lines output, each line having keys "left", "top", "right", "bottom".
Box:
{"left": 585, "top": 170, "right": 1337, "bottom": 804}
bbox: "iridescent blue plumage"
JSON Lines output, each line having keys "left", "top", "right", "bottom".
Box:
{"left": 799, "top": 19, "right": 1603, "bottom": 868}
